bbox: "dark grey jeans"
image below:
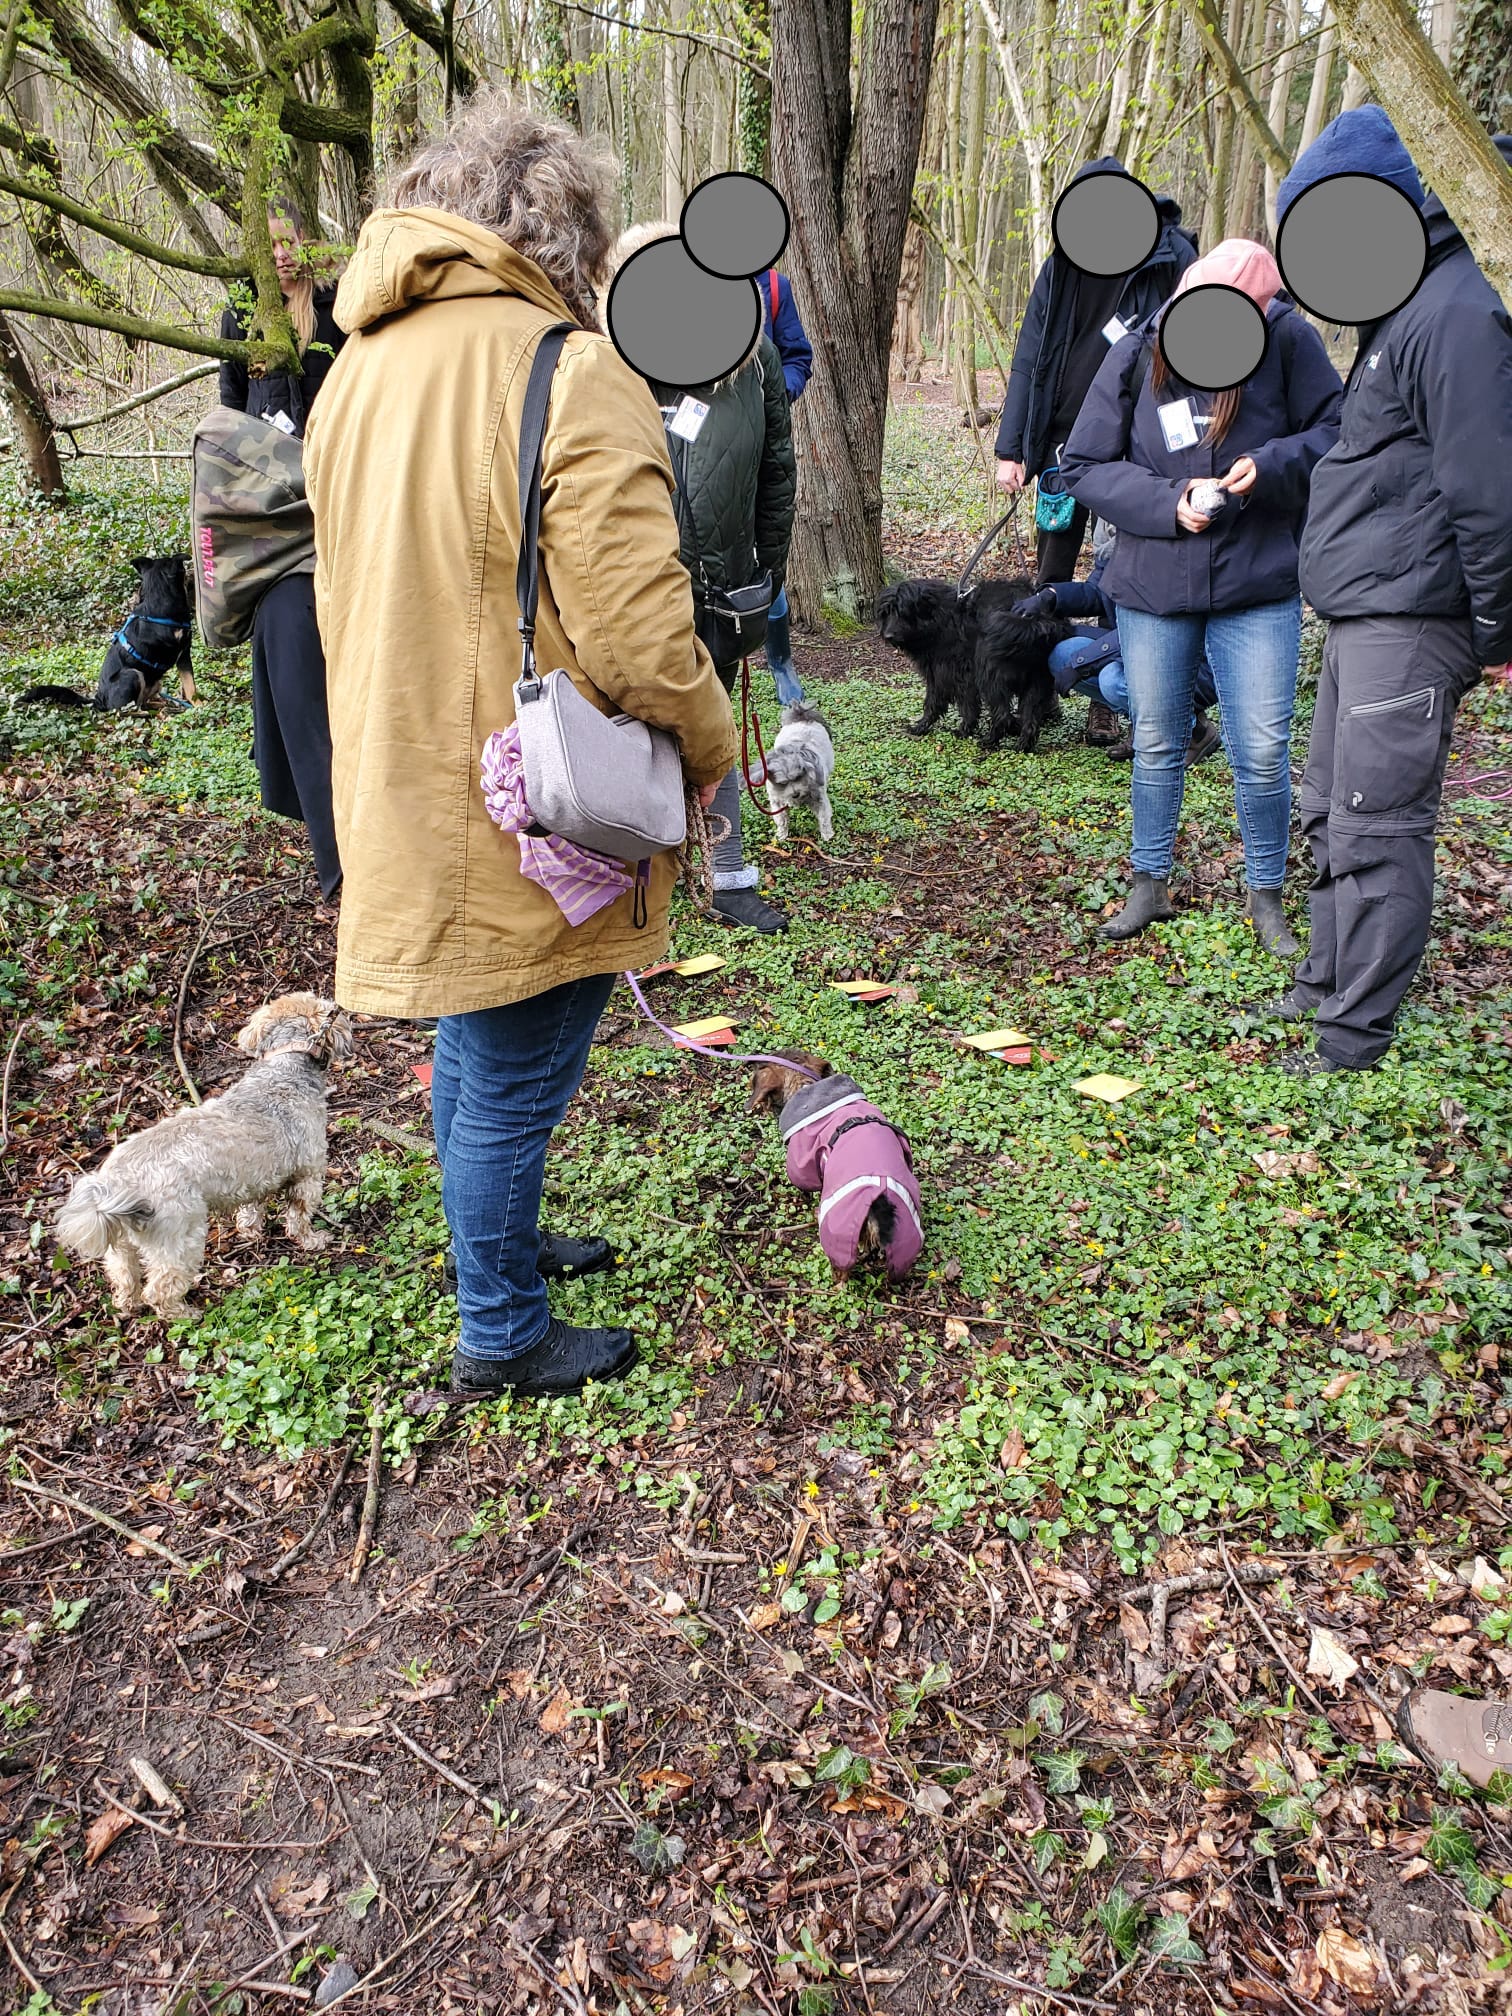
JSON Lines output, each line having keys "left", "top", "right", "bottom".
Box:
{"left": 1294, "top": 615, "right": 1481, "bottom": 1067}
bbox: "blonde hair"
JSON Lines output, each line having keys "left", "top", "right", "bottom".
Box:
{"left": 269, "top": 200, "right": 317, "bottom": 355}
{"left": 388, "top": 90, "right": 615, "bottom": 328}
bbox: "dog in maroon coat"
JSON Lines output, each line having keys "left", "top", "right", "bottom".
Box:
{"left": 749, "top": 1053, "right": 924, "bottom": 1282}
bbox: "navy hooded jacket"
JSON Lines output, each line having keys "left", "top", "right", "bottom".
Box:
{"left": 1296, "top": 135, "right": 1512, "bottom": 664}
{"left": 1059, "top": 299, "right": 1342, "bottom": 616}
{"left": 760, "top": 269, "right": 814, "bottom": 403}
{"left": 994, "top": 157, "right": 1199, "bottom": 477}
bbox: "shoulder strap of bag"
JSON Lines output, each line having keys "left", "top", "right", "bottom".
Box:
{"left": 768, "top": 268, "right": 779, "bottom": 326}
{"left": 516, "top": 320, "right": 574, "bottom": 686}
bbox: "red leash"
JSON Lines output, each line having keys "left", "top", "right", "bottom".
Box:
{"left": 739, "top": 656, "right": 780, "bottom": 819}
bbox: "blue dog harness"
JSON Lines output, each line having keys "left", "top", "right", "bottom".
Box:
{"left": 114, "top": 610, "right": 188, "bottom": 674}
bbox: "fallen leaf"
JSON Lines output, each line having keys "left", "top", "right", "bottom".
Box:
{"left": 1306, "top": 1626, "right": 1360, "bottom": 1691}
{"left": 998, "top": 1430, "right": 1026, "bottom": 1470}
{"left": 914, "top": 1783, "right": 952, "bottom": 1817}
{"left": 943, "top": 1317, "right": 971, "bottom": 1347}
{"left": 397, "top": 1674, "right": 456, "bottom": 1703}
{"left": 638, "top": 1769, "right": 695, "bottom": 1801}
{"left": 1464, "top": 1557, "right": 1507, "bottom": 1601}
{"left": 1119, "top": 1602, "right": 1151, "bottom": 1655}
{"left": 1321, "top": 1370, "right": 1361, "bottom": 1402}
{"left": 748, "top": 1603, "right": 783, "bottom": 1632}
{"left": 539, "top": 1684, "right": 573, "bottom": 1735}
{"left": 85, "top": 1806, "right": 137, "bottom": 1865}
{"left": 1316, "top": 1924, "right": 1380, "bottom": 1999}
{"left": 1428, "top": 1615, "right": 1472, "bottom": 1636}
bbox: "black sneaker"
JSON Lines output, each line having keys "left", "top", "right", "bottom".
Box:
{"left": 714, "top": 888, "right": 789, "bottom": 934}
{"left": 441, "top": 1232, "right": 615, "bottom": 1294}
{"left": 1278, "top": 1047, "right": 1372, "bottom": 1079}
{"left": 448, "top": 1318, "right": 639, "bottom": 1399}
{"left": 1245, "top": 987, "right": 1316, "bottom": 1024}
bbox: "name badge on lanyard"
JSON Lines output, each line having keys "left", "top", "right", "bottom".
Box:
{"left": 1102, "top": 315, "right": 1130, "bottom": 345}
{"left": 666, "top": 396, "right": 710, "bottom": 443}
{"left": 1157, "top": 397, "right": 1201, "bottom": 453}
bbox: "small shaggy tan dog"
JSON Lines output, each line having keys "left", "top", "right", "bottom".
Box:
{"left": 56, "top": 993, "right": 352, "bottom": 1319}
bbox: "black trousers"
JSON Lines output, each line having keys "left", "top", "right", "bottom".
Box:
{"left": 251, "top": 572, "right": 342, "bottom": 900}
{"left": 1035, "top": 501, "right": 1090, "bottom": 587}
{"left": 1294, "top": 615, "right": 1480, "bottom": 1067}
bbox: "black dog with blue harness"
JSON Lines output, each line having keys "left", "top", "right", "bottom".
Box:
{"left": 22, "top": 555, "right": 196, "bottom": 712}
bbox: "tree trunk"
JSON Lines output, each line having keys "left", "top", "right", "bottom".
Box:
{"left": 1264, "top": 0, "right": 1304, "bottom": 230}
{"left": 1299, "top": 7, "right": 1338, "bottom": 151}
{"left": 0, "top": 308, "right": 65, "bottom": 499}
{"left": 771, "top": 0, "right": 941, "bottom": 622}
{"left": 660, "top": 0, "right": 687, "bottom": 218}
{"left": 956, "top": 12, "right": 986, "bottom": 415}
{"left": 1331, "top": 0, "right": 1512, "bottom": 311}
{"left": 894, "top": 220, "right": 927, "bottom": 380}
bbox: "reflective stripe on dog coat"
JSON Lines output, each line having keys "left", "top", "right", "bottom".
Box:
{"left": 778, "top": 1074, "right": 924, "bottom": 1279}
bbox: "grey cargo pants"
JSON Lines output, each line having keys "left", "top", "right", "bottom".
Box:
{"left": 1294, "top": 615, "right": 1480, "bottom": 1068}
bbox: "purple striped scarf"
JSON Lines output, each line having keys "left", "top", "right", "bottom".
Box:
{"left": 480, "top": 724, "right": 634, "bottom": 927}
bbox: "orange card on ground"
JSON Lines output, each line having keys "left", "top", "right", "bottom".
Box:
{"left": 671, "top": 1016, "right": 738, "bottom": 1041}
{"left": 411, "top": 1062, "right": 433, "bottom": 1088}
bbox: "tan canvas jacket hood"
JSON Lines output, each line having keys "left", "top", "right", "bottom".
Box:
{"left": 305, "top": 207, "right": 738, "bottom": 1018}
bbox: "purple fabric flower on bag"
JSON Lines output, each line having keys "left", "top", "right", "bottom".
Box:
{"left": 480, "top": 724, "right": 634, "bottom": 926}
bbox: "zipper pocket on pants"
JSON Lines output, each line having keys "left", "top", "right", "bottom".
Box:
{"left": 1347, "top": 685, "right": 1435, "bottom": 721}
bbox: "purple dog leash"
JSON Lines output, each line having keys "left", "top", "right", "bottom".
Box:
{"left": 621, "top": 968, "right": 821, "bottom": 1079}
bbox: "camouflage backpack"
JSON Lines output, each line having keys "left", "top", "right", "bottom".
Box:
{"left": 191, "top": 405, "right": 315, "bottom": 650}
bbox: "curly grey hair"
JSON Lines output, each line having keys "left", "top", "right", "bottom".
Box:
{"left": 388, "top": 91, "right": 616, "bottom": 328}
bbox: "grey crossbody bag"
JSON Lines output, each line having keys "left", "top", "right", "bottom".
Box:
{"left": 511, "top": 324, "right": 687, "bottom": 861}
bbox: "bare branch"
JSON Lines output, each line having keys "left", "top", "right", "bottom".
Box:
{"left": 558, "top": 0, "right": 770, "bottom": 77}
{"left": 0, "top": 170, "right": 247, "bottom": 276}
{"left": 1179, "top": 0, "right": 1292, "bottom": 177}
{"left": 0, "top": 289, "right": 250, "bottom": 360}
{"left": 57, "top": 361, "right": 219, "bottom": 434}
{"left": 386, "top": 0, "right": 477, "bottom": 92}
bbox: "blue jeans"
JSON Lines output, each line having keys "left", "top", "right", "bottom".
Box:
{"left": 765, "top": 586, "right": 803, "bottom": 707}
{"left": 1049, "top": 633, "right": 1218, "bottom": 721}
{"left": 1118, "top": 599, "right": 1300, "bottom": 887}
{"left": 432, "top": 974, "right": 616, "bottom": 1359}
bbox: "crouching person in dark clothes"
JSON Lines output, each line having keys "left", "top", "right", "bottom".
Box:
{"left": 1017, "top": 520, "right": 1220, "bottom": 762}
{"left": 1265, "top": 111, "right": 1512, "bottom": 1077}
{"left": 219, "top": 200, "right": 344, "bottom": 901}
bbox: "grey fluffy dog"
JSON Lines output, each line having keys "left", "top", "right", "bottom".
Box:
{"left": 763, "top": 703, "right": 836, "bottom": 841}
{"left": 56, "top": 992, "right": 353, "bottom": 1319}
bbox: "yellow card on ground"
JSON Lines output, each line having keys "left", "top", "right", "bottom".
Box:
{"left": 671, "top": 1016, "right": 737, "bottom": 1039}
{"left": 962, "top": 1028, "right": 1035, "bottom": 1052}
{"left": 671, "top": 953, "right": 726, "bottom": 976}
{"left": 830, "top": 980, "right": 896, "bottom": 997}
{"left": 1074, "top": 1073, "right": 1143, "bottom": 1102}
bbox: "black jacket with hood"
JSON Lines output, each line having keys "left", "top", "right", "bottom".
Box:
{"left": 1297, "top": 134, "right": 1512, "bottom": 665}
{"left": 994, "top": 157, "right": 1199, "bottom": 477}
{"left": 218, "top": 285, "right": 345, "bottom": 437}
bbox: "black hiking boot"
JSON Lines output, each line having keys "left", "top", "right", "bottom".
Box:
{"left": 448, "top": 1318, "right": 639, "bottom": 1400}
{"left": 1186, "top": 712, "right": 1222, "bottom": 767}
{"left": 714, "top": 888, "right": 789, "bottom": 934}
{"left": 442, "top": 1232, "right": 616, "bottom": 1294}
{"left": 1098, "top": 873, "right": 1176, "bottom": 942}
{"left": 1278, "top": 1047, "right": 1372, "bottom": 1080}
{"left": 1244, "top": 986, "right": 1316, "bottom": 1024}
{"left": 1248, "top": 887, "right": 1300, "bottom": 959}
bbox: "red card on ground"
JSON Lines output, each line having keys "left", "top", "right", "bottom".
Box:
{"left": 995, "top": 1045, "right": 1034, "bottom": 1066}
{"left": 411, "top": 1062, "right": 433, "bottom": 1087}
{"left": 673, "top": 1027, "right": 738, "bottom": 1048}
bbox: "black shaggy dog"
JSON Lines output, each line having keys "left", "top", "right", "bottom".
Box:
{"left": 22, "top": 556, "right": 195, "bottom": 713}
{"left": 876, "top": 574, "right": 1074, "bottom": 754}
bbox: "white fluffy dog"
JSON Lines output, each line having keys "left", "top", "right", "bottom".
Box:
{"left": 763, "top": 703, "right": 836, "bottom": 841}
{"left": 56, "top": 992, "right": 352, "bottom": 1320}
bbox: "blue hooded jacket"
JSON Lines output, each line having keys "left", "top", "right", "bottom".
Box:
{"left": 761, "top": 269, "right": 814, "bottom": 403}
{"left": 1288, "top": 120, "right": 1512, "bottom": 662}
